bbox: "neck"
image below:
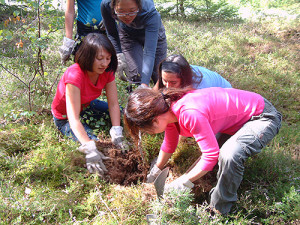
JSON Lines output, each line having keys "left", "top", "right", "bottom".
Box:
{"left": 166, "top": 111, "right": 178, "bottom": 124}
{"left": 87, "top": 71, "right": 99, "bottom": 85}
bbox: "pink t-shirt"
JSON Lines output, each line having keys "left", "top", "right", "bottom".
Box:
{"left": 51, "top": 63, "right": 115, "bottom": 119}
{"left": 161, "top": 87, "right": 265, "bottom": 171}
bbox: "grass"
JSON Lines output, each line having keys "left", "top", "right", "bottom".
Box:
{"left": 0, "top": 1, "right": 300, "bottom": 224}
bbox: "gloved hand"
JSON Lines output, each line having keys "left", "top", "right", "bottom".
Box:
{"left": 164, "top": 174, "right": 194, "bottom": 193}
{"left": 116, "top": 53, "right": 129, "bottom": 81}
{"left": 146, "top": 164, "right": 162, "bottom": 183}
{"left": 78, "top": 140, "right": 110, "bottom": 175}
{"left": 59, "top": 37, "right": 75, "bottom": 64}
{"left": 110, "top": 126, "right": 129, "bottom": 153}
{"left": 136, "top": 83, "right": 151, "bottom": 90}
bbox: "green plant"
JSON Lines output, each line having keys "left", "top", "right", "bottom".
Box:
{"left": 0, "top": 0, "right": 64, "bottom": 112}
{"left": 156, "top": 0, "right": 239, "bottom": 20}
{"left": 0, "top": 1, "right": 299, "bottom": 224}
{"left": 150, "top": 189, "right": 199, "bottom": 224}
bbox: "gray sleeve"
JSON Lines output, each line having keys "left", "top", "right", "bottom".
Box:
{"left": 100, "top": 0, "right": 122, "bottom": 53}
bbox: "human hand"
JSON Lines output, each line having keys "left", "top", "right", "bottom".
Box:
{"left": 78, "top": 140, "right": 110, "bottom": 175}
{"left": 116, "top": 53, "right": 129, "bottom": 81}
{"left": 59, "top": 37, "right": 75, "bottom": 64}
{"left": 110, "top": 126, "right": 129, "bottom": 153}
{"left": 146, "top": 164, "right": 162, "bottom": 183}
{"left": 164, "top": 175, "right": 194, "bottom": 192}
{"left": 136, "top": 83, "right": 151, "bottom": 90}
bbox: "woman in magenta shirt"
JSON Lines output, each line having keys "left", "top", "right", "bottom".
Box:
{"left": 124, "top": 87, "right": 281, "bottom": 214}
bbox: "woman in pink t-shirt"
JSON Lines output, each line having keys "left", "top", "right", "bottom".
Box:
{"left": 124, "top": 87, "right": 281, "bottom": 214}
{"left": 52, "top": 33, "right": 127, "bottom": 176}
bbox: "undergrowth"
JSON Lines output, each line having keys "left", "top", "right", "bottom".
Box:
{"left": 0, "top": 1, "right": 299, "bottom": 224}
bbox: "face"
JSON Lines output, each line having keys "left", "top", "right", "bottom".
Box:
{"left": 161, "top": 71, "right": 181, "bottom": 88}
{"left": 147, "top": 114, "right": 170, "bottom": 134}
{"left": 92, "top": 47, "right": 111, "bottom": 74}
{"left": 115, "top": 0, "right": 139, "bottom": 25}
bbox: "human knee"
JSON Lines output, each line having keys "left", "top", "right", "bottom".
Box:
{"left": 219, "top": 149, "right": 245, "bottom": 171}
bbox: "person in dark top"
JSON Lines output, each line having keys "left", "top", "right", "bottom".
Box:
{"left": 101, "top": 0, "right": 167, "bottom": 88}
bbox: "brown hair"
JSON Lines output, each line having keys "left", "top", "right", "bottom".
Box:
{"left": 75, "top": 33, "right": 117, "bottom": 72}
{"left": 124, "top": 87, "right": 193, "bottom": 141}
{"left": 157, "top": 54, "right": 202, "bottom": 89}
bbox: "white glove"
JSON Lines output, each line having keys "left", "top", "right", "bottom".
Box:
{"left": 164, "top": 175, "right": 194, "bottom": 193}
{"left": 78, "top": 140, "right": 110, "bottom": 175}
{"left": 136, "top": 83, "right": 151, "bottom": 90}
{"left": 146, "top": 164, "right": 162, "bottom": 183}
{"left": 116, "top": 53, "right": 129, "bottom": 81}
{"left": 59, "top": 37, "right": 75, "bottom": 64}
{"left": 110, "top": 126, "right": 129, "bottom": 152}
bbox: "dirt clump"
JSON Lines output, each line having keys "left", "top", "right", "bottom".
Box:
{"left": 95, "top": 141, "right": 149, "bottom": 186}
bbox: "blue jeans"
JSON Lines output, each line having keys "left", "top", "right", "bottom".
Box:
{"left": 53, "top": 99, "right": 109, "bottom": 142}
{"left": 209, "top": 98, "right": 282, "bottom": 214}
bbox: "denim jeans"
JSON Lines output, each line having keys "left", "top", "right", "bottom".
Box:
{"left": 118, "top": 24, "right": 167, "bottom": 85}
{"left": 209, "top": 98, "right": 282, "bottom": 214}
{"left": 53, "top": 99, "right": 109, "bottom": 142}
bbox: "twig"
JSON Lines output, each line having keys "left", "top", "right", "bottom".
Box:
{"left": 0, "top": 63, "right": 28, "bottom": 88}
{"left": 96, "top": 187, "right": 119, "bottom": 223}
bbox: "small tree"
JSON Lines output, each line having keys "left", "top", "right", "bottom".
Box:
{"left": 157, "top": 0, "right": 239, "bottom": 21}
{"left": 0, "top": 0, "right": 64, "bottom": 112}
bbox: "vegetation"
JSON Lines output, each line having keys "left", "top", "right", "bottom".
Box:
{"left": 0, "top": 0, "right": 299, "bottom": 224}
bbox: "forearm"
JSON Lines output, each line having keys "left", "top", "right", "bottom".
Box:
{"left": 185, "top": 160, "right": 209, "bottom": 182}
{"left": 69, "top": 119, "right": 91, "bottom": 144}
{"left": 156, "top": 150, "right": 173, "bottom": 169}
{"left": 152, "top": 81, "right": 159, "bottom": 91}
{"left": 108, "top": 103, "right": 121, "bottom": 126}
{"left": 65, "top": 11, "right": 75, "bottom": 39}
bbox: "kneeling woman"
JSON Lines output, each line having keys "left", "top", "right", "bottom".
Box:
{"left": 52, "top": 33, "right": 127, "bottom": 175}
{"left": 124, "top": 87, "right": 281, "bottom": 214}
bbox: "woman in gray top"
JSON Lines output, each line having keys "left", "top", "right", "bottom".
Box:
{"left": 101, "top": 0, "right": 167, "bottom": 88}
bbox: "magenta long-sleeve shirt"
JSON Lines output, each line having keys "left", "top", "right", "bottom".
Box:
{"left": 161, "top": 87, "right": 265, "bottom": 171}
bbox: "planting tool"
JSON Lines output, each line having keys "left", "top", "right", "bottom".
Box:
{"left": 154, "top": 167, "right": 169, "bottom": 198}
{"left": 138, "top": 130, "right": 146, "bottom": 165}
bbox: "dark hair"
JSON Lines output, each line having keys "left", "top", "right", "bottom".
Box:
{"left": 110, "top": 0, "right": 142, "bottom": 19}
{"left": 75, "top": 33, "right": 117, "bottom": 73}
{"left": 157, "top": 54, "right": 203, "bottom": 89}
{"left": 124, "top": 87, "right": 193, "bottom": 141}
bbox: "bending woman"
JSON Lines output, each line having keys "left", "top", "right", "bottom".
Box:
{"left": 153, "top": 54, "right": 232, "bottom": 90}
{"left": 52, "top": 33, "right": 127, "bottom": 175}
{"left": 124, "top": 87, "right": 281, "bottom": 214}
{"left": 101, "top": 0, "right": 167, "bottom": 87}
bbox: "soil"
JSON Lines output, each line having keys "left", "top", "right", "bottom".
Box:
{"left": 95, "top": 141, "right": 149, "bottom": 186}
{"left": 94, "top": 140, "right": 217, "bottom": 201}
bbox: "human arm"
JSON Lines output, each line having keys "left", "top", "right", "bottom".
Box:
{"left": 66, "top": 83, "right": 91, "bottom": 144}
{"left": 100, "top": 0, "right": 122, "bottom": 53}
{"left": 105, "top": 80, "right": 128, "bottom": 150}
{"left": 65, "top": 0, "right": 76, "bottom": 39}
{"left": 66, "top": 83, "right": 110, "bottom": 174}
{"left": 147, "top": 123, "right": 179, "bottom": 182}
{"left": 58, "top": 0, "right": 76, "bottom": 64}
{"left": 146, "top": 150, "right": 173, "bottom": 183}
{"left": 152, "top": 80, "right": 159, "bottom": 91}
{"left": 140, "top": 12, "right": 162, "bottom": 85}
{"left": 165, "top": 110, "right": 219, "bottom": 191}
{"left": 105, "top": 80, "right": 120, "bottom": 126}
